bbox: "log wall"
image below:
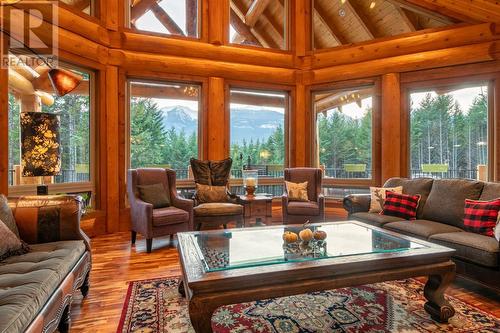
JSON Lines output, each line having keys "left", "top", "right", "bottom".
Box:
{"left": 1, "top": 1, "right": 500, "bottom": 234}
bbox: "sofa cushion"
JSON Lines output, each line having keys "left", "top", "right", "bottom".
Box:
{"left": 422, "top": 179, "right": 484, "bottom": 228}
{"left": 287, "top": 201, "right": 320, "bottom": 216}
{"left": 479, "top": 182, "right": 500, "bottom": 201}
{"left": 152, "top": 207, "right": 189, "bottom": 227}
{"left": 430, "top": 232, "right": 499, "bottom": 268}
{"left": 0, "top": 194, "right": 19, "bottom": 237}
{"left": 351, "top": 212, "right": 405, "bottom": 227}
{"left": 0, "top": 240, "right": 85, "bottom": 333}
{"left": 384, "top": 220, "right": 463, "bottom": 239}
{"left": 194, "top": 203, "right": 243, "bottom": 217}
{"left": 137, "top": 183, "right": 170, "bottom": 209}
{"left": 0, "top": 219, "right": 29, "bottom": 261}
{"left": 383, "top": 178, "right": 434, "bottom": 219}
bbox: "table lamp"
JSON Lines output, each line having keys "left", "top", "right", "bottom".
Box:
{"left": 20, "top": 112, "right": 61, "bottom": 195}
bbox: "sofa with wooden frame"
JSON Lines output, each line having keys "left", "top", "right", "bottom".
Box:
{"left": 0, "top": 195, "right": 91, "bottom": 333}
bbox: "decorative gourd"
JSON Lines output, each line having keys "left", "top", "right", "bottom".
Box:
{"left": 313, "top": 230, "right": 327, "bottom": 241}
{"left": 299, "top": 228, "right": 313, "bottom": 242}
{"left": 282, "top": 231, "right": 298, "bottom": 243}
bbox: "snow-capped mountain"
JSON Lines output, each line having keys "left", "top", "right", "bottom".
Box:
{"left": 160, "top": 106, "right": 284, "bottom": 143}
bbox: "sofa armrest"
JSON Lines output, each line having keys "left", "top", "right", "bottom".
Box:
{"left": 343, "top": 194, "right": 371, "bottom": 215}
{"left": 172, "top": 195, "right": 194, "bottom": 230}
{"left": 129, "top": 196, "right": 154, "bottom": 237}
{"left": 9, "top": 195, "right": 90, "bottom": 249}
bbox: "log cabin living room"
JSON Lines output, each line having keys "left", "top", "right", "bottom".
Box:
{"left": 0, "top": 0, "right": 500, "bottom": 332}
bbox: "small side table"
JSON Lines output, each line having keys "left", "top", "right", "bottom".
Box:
{"left": 237, "top": 195, "right": 273, "bottom": 227}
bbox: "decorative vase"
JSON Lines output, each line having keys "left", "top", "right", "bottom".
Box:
{"left": 242, "top": 169, "right": 259, "bottom": 197}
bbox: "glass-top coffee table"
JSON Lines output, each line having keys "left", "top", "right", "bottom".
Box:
{"left": 177, "top": 221, "right": 456, "bottom": 333}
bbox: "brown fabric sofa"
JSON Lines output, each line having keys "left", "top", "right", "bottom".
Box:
{"left": 343, "top": 178, "right": 500, "bottom": 290}
{"left": 0, "top": 195, "right": 91, "bottom": 333}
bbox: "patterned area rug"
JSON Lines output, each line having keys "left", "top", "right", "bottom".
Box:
{"left": 116, "top": 277, "right": 500, "bottom": 333}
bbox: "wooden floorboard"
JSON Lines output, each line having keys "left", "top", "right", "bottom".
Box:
{"left": 70, "top": 206, "right": 500, "bottom": 332}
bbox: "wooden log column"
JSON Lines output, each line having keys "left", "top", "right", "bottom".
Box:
{"left": 0, "top": 37, "right": 8, "bottom": 195}
{"left": 290, "top": 83, "right": 308, "bottom": 167}
{"left": 381, "top": 73, "right": 402, "bottom": 182}
{"left": 105, "top": 65, "right": 120, "bottom": 233}
{"left": 207, "top": 77, "right": 228, "bottom": 160}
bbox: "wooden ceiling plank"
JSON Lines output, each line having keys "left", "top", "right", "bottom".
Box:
{"left": 130, "top": 0, "right": 159, "bottom": 24}
{"left": 403, "top": 0, "right": 500, "bottom": 23}
{"left": 386, "top": 0, "right": 460, "bottom": 25}
{"left": 245, "top": 0, "right": 272, "bottom": 28}
{"left": 314, "top": 2, "right": 347, "bottom": 45}
{"left": 396, "top": 6, "right": 416, "bottom": 32}
{"left": 343, "top": 0, "right": 376, "bottom": 40}
{"left": 230, "top": 7, "right": 262, "bottom": 46}
{"left": 151, "top": 3, "right": 185, "bottom": 36}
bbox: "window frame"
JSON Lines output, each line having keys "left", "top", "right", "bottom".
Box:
{"left": 402, "top": 77, "right": 496, "bottom": 182}
{"left": 227, "top": 0, "right": 291, "bottom": 52}
{"left": 8, "top": 63, "right": 96, "bottom": 197}
{"left": 226, "top": 81, "right": 292, "bottom": 187}
{"left": 310, "top": 78, "right": 382, "bottom": 189}
{"left": 125, "top": 76, "right": 206, "bottom": 187}
{"left": 126, "top": 0, "right": 204, "bottom": 41}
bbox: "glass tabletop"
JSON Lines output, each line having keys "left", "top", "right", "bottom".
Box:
{"left": 190, "top": 222, "right": 427, "bottom": 272}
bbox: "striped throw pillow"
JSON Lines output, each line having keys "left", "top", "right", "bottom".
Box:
{"left": 381, "top": 191, "right": 421, "bottom": 220}
{"left": 463, "top": 198, "right": 500, "bottom": 237}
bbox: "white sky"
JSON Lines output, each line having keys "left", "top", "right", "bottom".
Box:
{"left": 410, "top": 86, "right": 487, "bottom": 114}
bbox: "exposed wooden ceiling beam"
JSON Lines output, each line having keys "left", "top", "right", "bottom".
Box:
{"left": 128, "top": 83, "right": 284, "bottom": 107}
{"left": 245, "top": 0, "right": 272, "bottom": 28}
{"left": 130, "top": 0, "right": 159, "bottom": 24}
{"left": 151, "top": 3, "right": 185, "bottom": 36}
{"left": 314, "top": 1, "right": 347, "bottom": 45}
{"left": 385, "top": 0, "right": 461, "bottom": 25}
{"left": 62, "top": 0, "right": 91, "bottom": 11}
{"left": 185, "top": 0, "right": 198, "bottom": 36}
{"left": 231, "top": 0, "right": 277, "bottom": 48}
{"left": 403, "top": 0, "right": 500, "bottom": 23}
{"left": 230, "top": 8, "right": 262, "bottom": 46}
{"left": 343, "top": 0, "right": 376, "bottom": 40}
{"left": 396, "top": 6, "right": 416, "bottom": 32}
{"left": 315, "top": 88, "right": 373, "bottom": 113}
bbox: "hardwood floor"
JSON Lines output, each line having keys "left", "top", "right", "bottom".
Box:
{"left": 70, "top": 206, "right": 500, "bottom": 332}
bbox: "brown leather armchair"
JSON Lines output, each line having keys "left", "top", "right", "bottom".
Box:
{"left": 190, "top": 158, "right": 244, "bottom": 230}
{"left": 282, "top": 168, "right": 325, "bottom": 224}
{"left": 127, "top": 168, "right": 193, "bottom": 253}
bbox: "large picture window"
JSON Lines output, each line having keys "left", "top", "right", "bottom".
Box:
{"left": 8, "top": 60, "right": 93, "bottom": 194}
{"left": 130, "top": 0, "right": 200, "bottom": 38}
{"left": 129, "top": 81, "right": 201, "bottom": 179}
{"left": 229, "top": 88, "right": 287, "bottom": 180}
{"left": 315, "top": 86, "right": 374, "bottom": 180}
{"left": 409, "top": 85, "right": 489, "bottom": 180}
{"left": 229, "top": 0, "right": 288, "bottom": 50}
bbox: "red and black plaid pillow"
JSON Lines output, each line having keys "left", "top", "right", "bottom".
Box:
{"left": 381, "top": 191, "right": 421, "bottom": 220}
{"left": 463, "top": 198, "right": 500, "bottom": 237}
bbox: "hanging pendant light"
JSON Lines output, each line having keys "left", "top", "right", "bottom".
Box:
{"left": 48, "top": 68, "right": 83, "bottom": 96}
